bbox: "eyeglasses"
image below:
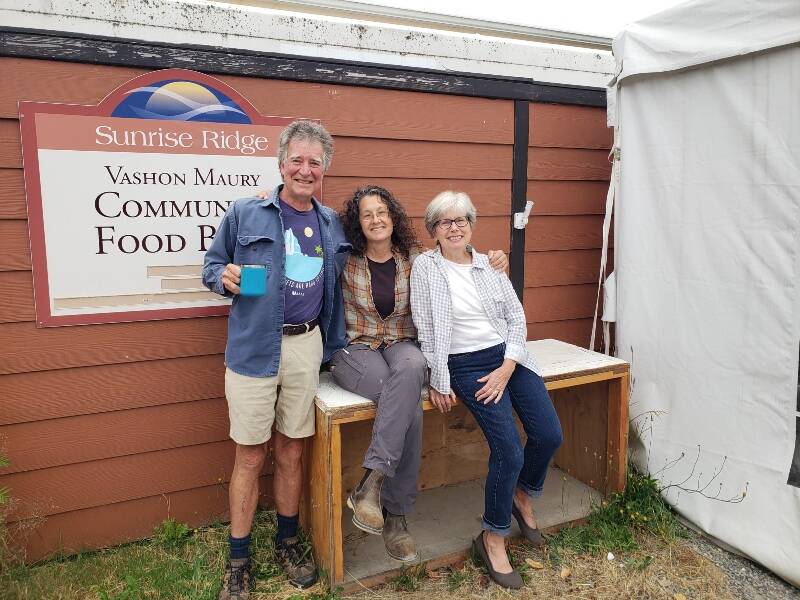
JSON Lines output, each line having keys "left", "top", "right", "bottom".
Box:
{"left": 436, "top": 217, "right": 469, "bottom": 230}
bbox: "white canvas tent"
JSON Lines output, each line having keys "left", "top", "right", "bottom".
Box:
{"left": 608, "top": 0, "right": 800, "bottom": 586}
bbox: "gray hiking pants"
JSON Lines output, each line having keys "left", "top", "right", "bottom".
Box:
{"left": 329, "top": 341, "right": 425, "bottom": 514}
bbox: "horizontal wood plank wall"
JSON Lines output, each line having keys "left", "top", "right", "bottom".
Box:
{"left": 526, "top": 103, "right": 613, "bottom": 347}
{"left": 0, "top": 56, "right": 514, "bottom": 561}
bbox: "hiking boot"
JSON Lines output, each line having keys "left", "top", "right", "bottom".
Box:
{"left": 382, "top": 512, "right": 418, "bottom": 562}
{"left": 275, "top": 536, "right": 318, "bottom": 589}
{"left": 346, "top": 469, "right": 385, "bottom": 534}
{"left": 218, "top": 557, "right": 253, "bottom": 600}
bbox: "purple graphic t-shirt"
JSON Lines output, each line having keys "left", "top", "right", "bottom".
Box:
{"left": 280, "top": 199, "right": 324, "bottom": 325}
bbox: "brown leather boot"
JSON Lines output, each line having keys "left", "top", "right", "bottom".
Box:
{"left": 382, "top": 512, "right": 418, "bottom": 562}
{"left": 218, "top": 558, "right": 253, "bottom": 599}
{"left": 346, "top": 469, "right": 385, "bottom": 534}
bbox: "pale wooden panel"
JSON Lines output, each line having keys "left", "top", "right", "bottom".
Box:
{"left": 524, "top": 249, "right": 613, "bottom": 288}
{"left": 551, "top": 382, "right": 609, "bottom": 489}
{"left": 528, "top": 147, "right": 610, "bottom": 181}
{"left": 340, "top": 410, "right": 447, "bottom": 498}
{"left": 526, "top": 180, "right": 608, "bottom": 215}
{"left": 0, "top": 270, "right": 34, "bottom": 323}
{"left": 444, "top": 403, "right": 484, "bottom": 447}
{"left": 1, "top": 440, "right": 270, "bottom": 521}
{"left": 10, "top": 478, "right": 271, "bottom": 563}
{"left": 0, "top": 318, "right": 228, "bottom": 375}
{"left": 0, "top": 219, "right": 30, "bottom": 270}
{"left": 0, "top": 119, "right": 21, "bottom": 169}
{"left": 523, "top": 284, "right": 597, "bottom": 323}
{"left": 1, "top": 355, "right": 226, "bottom": 425}
{"left": 0, "top": 58, "right": 514, "bottom": 144}
{"left": 343, "top": 441, "right": 490, "bottom": 500}
{"left": 418, "top": 441, "right": 489, "bottom": 491}
{"left": 2, "top": 397, "right": 229, "bottom": 473}
{"left": 322, "top": 177, "right": 510, "bottom": 216}
{"left": 0, "top": 168, "right": 26, "bottom": 219}
{"left": 330, "top": 137, "right": 512, "bottom": 179}
{"left": 530, "top": 103, "right": 612, "bottom": 149}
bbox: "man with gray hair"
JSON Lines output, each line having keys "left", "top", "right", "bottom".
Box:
{"left": 203, "top": 120, "right": 349, "bottom": 598}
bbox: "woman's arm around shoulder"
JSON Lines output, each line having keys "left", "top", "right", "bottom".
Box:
{"left": 494, "top": 268, "right": 529, "bottom": 365}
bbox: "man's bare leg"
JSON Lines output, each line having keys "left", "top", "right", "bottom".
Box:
{"left": 229, "top": 443, "right": 268, "bottom": 537}
{"left": 220, "top": 443, "right": 266, "bottom": 599}
{"left": 271, "top": 431, "right": 318, "bottom": 588}
{"left": 273, "top": 431, "right": 304, "bottom": 516}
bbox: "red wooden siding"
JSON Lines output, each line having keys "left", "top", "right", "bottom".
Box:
{"left": 0, "top": 57, "right": 612, "bottom": 561}
{"left": 526, "top": 103, "right": 613, "bottom": 347}
{"left": 0, "top": 56, "right": 518, "bottom": 561}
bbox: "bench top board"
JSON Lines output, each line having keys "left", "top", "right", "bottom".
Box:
{"left": 316, "top": 338, "right": 628, "bottom": 417}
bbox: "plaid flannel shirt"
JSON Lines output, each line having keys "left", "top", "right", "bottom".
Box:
{"left": 410, "top": 248, "right": 541, "bottom": 394}
{"left": 342, "top": 249, "right": 418, "bottom": 349}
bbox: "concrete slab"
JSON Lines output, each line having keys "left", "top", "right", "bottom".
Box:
{"left": 342, "top": 466, "right": 600, "bottom": 584}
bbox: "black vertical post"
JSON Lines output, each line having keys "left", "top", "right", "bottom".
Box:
{"left": 510, "top": 99, "right": 530, "bottom": 300}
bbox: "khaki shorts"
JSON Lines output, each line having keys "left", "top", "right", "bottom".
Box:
{"left": 225, "top": 326, "right": 323, "bottom": 444}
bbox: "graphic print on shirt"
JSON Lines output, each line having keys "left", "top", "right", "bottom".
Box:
{"left": 280, "top": 199, "right": 324, "bottom": 325}
{"left": 284, "top": 227, "right": 323, "bottom": 285}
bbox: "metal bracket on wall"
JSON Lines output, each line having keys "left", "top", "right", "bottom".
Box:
{"left": 513, "top": 200, "right": 534, "bottom": 229}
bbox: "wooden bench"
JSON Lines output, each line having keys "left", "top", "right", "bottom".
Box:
{"left": 301, "top": 339, "right": 629, "bottom": 590}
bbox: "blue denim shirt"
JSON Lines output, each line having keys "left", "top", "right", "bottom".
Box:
{"left": 202, "top": 186, "right": 350, "bottom": 377}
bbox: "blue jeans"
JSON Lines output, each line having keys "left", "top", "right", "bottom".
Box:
{"left": 448, "top": 343, "right": 563, "bottom": 536}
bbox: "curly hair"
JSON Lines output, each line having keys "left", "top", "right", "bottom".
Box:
{"left": 277, "top": 120, "right": 333, "bottom": 170}
{"left": 339, "top": 185, "right": 422, "bottom": 258}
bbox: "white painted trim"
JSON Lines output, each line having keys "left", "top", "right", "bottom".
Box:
{"left": 0, "top": 0, "right": 615, "bottom": 87}
{"left": 239, "top": 0, "right": 613, "bottom": 48}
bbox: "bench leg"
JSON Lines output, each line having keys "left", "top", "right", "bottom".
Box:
{"left": 606, "top": 372, "right": 630, "bottom": 495}
{"left": 304, "top": 408, "right": 341, "bottom": 585}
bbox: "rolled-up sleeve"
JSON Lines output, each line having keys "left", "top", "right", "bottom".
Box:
{"left": 202, "top": 202, "right": 238, "bottom": 297}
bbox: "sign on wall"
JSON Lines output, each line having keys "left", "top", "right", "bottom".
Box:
{"left": 20, "top": 69, "right": 296, "bottom": 327}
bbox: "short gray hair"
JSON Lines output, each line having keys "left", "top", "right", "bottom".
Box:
{"left": 424, "top": 190, "right": 477, "bottom": 236}
{"left": 277, "top": 120, "right": 334, "bottom": 170}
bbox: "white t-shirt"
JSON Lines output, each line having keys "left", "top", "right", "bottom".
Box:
{"left": 443, "top": 258, "right": 504, "bottom": 354}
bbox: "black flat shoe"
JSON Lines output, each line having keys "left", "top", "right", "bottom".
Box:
{"left": 512, "top": 502, "right": 544, "bottom": 547}
{"left": 471, "top": 531, "right": 523, "bottom": 590}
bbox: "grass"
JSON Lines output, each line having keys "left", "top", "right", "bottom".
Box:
{"left": 0, "top": 511, "right": 336, "bottom": 600}
{"left": 2, "top": 468, "right": 731, "bottom": 599}
{"left": 546, "top": 467, "right": 686, "bottom": 565}
{"left": 347, "top": 468, "right": 731, "bottom": 599}
{"left": 389, "top": 564, "right": 428, "bottom": 592}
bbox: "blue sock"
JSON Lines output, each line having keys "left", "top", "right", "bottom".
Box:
{"left": 276, "top": 513, "right": 299, "bottom": 544}
{"left": 229, "top": 533, "right": 251, "bottom": 560}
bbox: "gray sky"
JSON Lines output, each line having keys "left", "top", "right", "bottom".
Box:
{"left": 350, "top": 0, "right": 689, "bottom": 38}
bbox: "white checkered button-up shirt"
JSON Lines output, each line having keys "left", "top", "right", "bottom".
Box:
{"left": 410, "top": 248, "right": 541, "bottom": 394}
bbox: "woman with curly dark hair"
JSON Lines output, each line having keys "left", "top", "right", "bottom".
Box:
{"left": 330, "top": 185, "right": 425, "bottom": 563}
{"left": 338, "top": 185, "right": 422, "bottom": 258}
{"left": 332, "top": 185, "right": 508, "bottom": 564}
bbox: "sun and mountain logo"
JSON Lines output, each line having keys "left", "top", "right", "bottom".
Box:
{"left": 111, "top": 79, "right": 251, "bottom": 124}
{"left": 284, "top": 228, "right": 323, "bottom": 284}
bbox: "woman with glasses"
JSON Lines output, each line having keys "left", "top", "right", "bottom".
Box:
{"left": 332, "top": 186, "right": 508, "bottom": 563}
{"left": 410, "top": 191, "right": 562, "bottom": 589}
